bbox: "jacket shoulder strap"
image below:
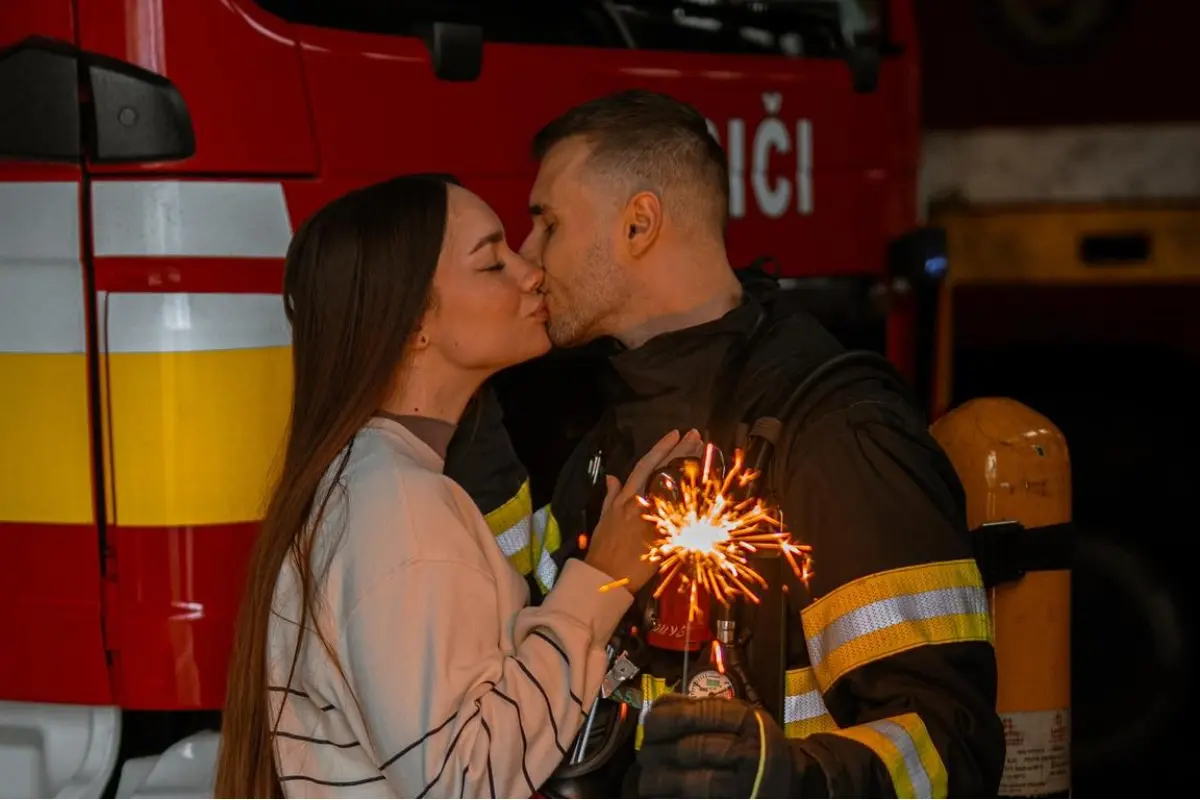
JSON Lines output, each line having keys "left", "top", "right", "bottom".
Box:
{"left": 737, "top": 349, "right": 916, "bottom": 724}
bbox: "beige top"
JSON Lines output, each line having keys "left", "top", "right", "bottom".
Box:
{"left": 267, "top": 418, "right": 632, "bottom": 798}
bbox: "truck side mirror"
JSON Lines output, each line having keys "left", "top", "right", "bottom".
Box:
{"left": 85, "top": 50, "right": 195, "bottom": 163}
{"left": 420, "top": 22, "right": 484, "bottom": 82}
{"left": 0, "top": 38, "right": 83, "bottom": 161}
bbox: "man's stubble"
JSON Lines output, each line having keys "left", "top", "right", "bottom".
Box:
{"left": 546, "top": 236, "right": 630, "bottom": 349}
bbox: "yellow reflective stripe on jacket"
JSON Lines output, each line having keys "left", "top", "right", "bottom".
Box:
{"left": 634, "top": 674, "right": 672, "bottom": 750}
{"left": 783, "top": 667, "right": 838, "bottom": 738}
{"left": 801, "top": 559, "right": 992, "bottom": 690}
{"left": 483, "top": 480, "right": 534, "bottom": 576}
{"left": 532, "top": 506, "right": 562, "bottom": 593}
{"left": 828, "top": 713, "right": 948, "bottom": 798}
{"left": 481, "top": 488, "right": 564, "bottom": 590}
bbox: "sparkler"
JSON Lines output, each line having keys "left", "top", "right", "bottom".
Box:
{"left": 592, "top": 440, "right": 814, "bottom": 703}
{"left": 597, "top": 441, "right": 812, "bottom": 636}
{"left": 632, "top": 442, "right": 812, "bottom": 615}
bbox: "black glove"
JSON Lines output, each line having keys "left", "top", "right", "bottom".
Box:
{"left": 637, "top": 694, "right": 793, "bottom": 798}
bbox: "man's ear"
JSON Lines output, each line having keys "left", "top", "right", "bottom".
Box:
{"left": 623, "top": 191, "right": 663, "bottom": 258}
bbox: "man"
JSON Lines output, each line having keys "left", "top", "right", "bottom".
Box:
{"left": 447, "top": 90, "right": 1004, "bottom": 798}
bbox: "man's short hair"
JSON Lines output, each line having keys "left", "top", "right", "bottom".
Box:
{"left": 531, "top": 90, "right": 730, "bottom": 231}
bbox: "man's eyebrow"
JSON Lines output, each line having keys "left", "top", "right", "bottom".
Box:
{"left": 469, "top": 230, "right": 504, "bottom": 255}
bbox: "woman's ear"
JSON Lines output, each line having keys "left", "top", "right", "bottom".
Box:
{"left": 412, "top": 305, "right": 436, "bottom": 351}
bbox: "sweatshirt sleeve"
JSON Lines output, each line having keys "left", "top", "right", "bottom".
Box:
{"left": 337, "top": 488, "right": 632, "bottom": 799}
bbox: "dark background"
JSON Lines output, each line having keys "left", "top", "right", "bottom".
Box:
{"left": 918, "top": 1, "right": 1197, "bottom": 795}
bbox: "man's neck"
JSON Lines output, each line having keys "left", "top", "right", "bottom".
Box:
{"left": 614, "top": 269, "right": 743, "bottom": 349}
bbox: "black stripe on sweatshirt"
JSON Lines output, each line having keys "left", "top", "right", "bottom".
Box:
{"left": 375, "top": 679, "right": 498, "bottom": 775}
{"left": 278, "top": 774, "right": 385, "bottom": 787}
{"left": 417, "top": 705, "right": 482, "bottom": 799}
{"left": 529, "top": 630, "right": 585, "bottom": 712}
{"left": 378, "top": 708, "right": 460, "bottom": 771}
{"left": 268, "top": 685, "right": 335, "bottom": 711}
{"left": 480, "top": 717, "right": 497, "bottom": 799}
{"left": 514, "top": 658, "right": 568, "bottom": 755}
{"left": 273, "top": 730, "right": 360, "bottom": 749}
{"left": 490, "top": 687, "right": 537, "bottom": 795}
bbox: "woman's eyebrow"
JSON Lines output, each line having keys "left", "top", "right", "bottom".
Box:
{"left": 469, "top": 230, "right": 504, "bottom": 255}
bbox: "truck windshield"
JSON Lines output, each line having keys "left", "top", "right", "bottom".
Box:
{"left": 609, "top": 0, "right": 887, "bottom": 58}
{"left": 254, "top": 0, "right": 890, "bottom": 57}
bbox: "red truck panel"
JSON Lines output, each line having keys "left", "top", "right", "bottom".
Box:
{"left": 75, "top": 0, "right": 317, "bottom": 176}
{"left": 287, "top": 19, "right": 919, "bottom": 276}
{"left": 0, "top": 0, "right": 112, "bottom": 705}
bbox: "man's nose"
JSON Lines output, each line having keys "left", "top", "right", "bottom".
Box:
{"left": 518, "top": 230, "right": 543, "bottom": 269}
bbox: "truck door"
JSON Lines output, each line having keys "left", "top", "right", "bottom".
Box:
{"left": 72, "top": 0, "right": 317, "bottom": 711}
{"left": 0, "top": 2, "right": 113, "bottom": 710}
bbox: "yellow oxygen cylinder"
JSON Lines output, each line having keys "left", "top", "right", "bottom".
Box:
{"left": 931, "top": 397, "right": 1071, "bottom": 799}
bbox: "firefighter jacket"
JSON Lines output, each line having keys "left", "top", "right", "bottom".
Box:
{"left": 445, "top": 269, "right": 1005, "bottom": 798}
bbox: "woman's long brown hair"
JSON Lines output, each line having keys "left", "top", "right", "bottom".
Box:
{"left": 214, "top": 175, "right": 456, "bottom": 797}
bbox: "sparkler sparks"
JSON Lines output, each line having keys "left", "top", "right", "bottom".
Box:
{"left": 632, "top": 443, "right": 812, "bottom": 614}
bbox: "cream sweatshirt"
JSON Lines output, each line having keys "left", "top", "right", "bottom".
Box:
{"left": 266, "top": 419, "right": 632, "bottom": 798}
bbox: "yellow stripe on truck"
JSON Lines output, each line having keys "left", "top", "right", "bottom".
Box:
{"left": 0, "top": 181, "right": 94, "bottom": 524}
{"left": 103, "top": 292, "right": 292, "bottom": 526}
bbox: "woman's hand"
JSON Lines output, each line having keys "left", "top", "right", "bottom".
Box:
{"left": 585, "top": 428, "right": 704, "bottom": 593}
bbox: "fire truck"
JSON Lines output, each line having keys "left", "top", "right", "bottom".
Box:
{"left": 0, "top": 0, "right": 938, "bottom": 795}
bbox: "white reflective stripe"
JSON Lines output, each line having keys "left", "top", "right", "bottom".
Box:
{"left": 863, "top": 718, "right": 934, "bottom": 798}
{"left": 92, "top": 181, "right": 292, "bottom": 258}
{"left": 494, "top": 516, "right": 532, "bottom": 560}
{"left": 531, "top": 505, "right": 550, "bottom": 541}
{"left": 0, "top": 181, "right": 80, "bottom": 261}
{"left": 535, "top": 548, "right": 559, "bottom": 591}
{"left": 784, "top": 689, "right": 830, "bottom": 725}
{"left": 103, "top": 292, "right": 291, "bottom": 354}
{"left": 0, "top": 263, "right": 87, "bottom": 354}
{"left": 0, "top": 182, "right": 86, "bottom": 354}
{"left": 806, "top": 586, "right": 989, "bottom": 666}
{"left": 638, "top": 700, "right": 652, "bottom": 728}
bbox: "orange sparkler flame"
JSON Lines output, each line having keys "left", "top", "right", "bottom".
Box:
{"left": 711, "top": 640, "right": 725, "bottom": 675}
{"left": 635, "top": 443, "right": 812, "bottom": 614}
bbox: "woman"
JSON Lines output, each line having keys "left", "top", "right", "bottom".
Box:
{"left": 214, "top": 175, "right": 679, "bottom": 798}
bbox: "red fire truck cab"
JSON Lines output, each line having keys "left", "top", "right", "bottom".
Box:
{"left": 0, "top": 1, "right": 932, "bottom": 794}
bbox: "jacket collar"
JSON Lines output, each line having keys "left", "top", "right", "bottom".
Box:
{"left": 604, "top": 293, "right": 763, "bottom": 404}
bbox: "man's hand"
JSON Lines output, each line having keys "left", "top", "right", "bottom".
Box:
{"left": 637, "top": 694, "right": 793, "bottom": 798}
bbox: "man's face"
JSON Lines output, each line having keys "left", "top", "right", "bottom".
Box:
{"left": 520, "top": 137, "right": 629, "bottom": 348}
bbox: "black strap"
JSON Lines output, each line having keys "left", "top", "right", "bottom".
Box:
{"left": 734, "top": 349, "right": 917, "bottom": 726}
{"left": 764, "top": 350, "right": 917, "bottom": 439}
{"left": 972, "top": 520, "right": 1075, "bottom": 588}
{"left": 747, "top": 350, "right": 917, "bottom": 502}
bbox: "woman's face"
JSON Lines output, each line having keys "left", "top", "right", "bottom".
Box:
{"left": 420, "top": 186, "right": 550, "bottom": 373}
